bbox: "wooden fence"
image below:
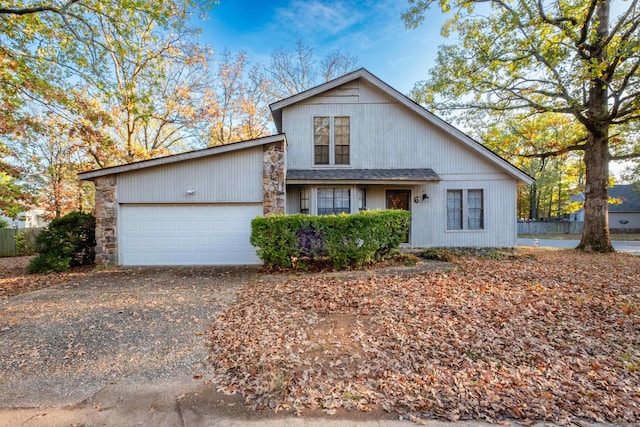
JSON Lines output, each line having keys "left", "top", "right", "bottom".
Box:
{"left": 517, "top": 221, "right": 584, "bottom": 235}
{"left": 0, "top": 228, "right": 43, "bottom": 257}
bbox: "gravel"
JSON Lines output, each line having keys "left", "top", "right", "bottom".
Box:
{"left": 0, "top": 265, "right": 258, "bottom": 407}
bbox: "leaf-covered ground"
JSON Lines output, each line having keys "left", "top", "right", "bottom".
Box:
{"left": 0, "top": 256, "right": 91, "bottom": 299}
{"left": 208, "top": 249, "right": 640, "bottom": 424}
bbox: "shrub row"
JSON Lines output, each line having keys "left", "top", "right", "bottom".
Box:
{"left": 250, "top": 210, "right": 411, "bottom": 269}
{"left": 28, "top": 211, "right": 96, "bottom": 273}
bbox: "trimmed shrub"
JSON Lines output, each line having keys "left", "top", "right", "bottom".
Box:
{"left": 250, "top": 210, "right": 411, "bottom": 269}
{"left": 28, "top": 211, "right": 96, "bottom": 273}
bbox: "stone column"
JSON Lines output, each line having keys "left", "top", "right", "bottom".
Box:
{"left": 94, "top": 176, "right": 118, "bottom": 266}
{"left": 263, "top": 141, "right": 286, "bottom": 215}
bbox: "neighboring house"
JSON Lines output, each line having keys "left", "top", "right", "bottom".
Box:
{"left": 0, "top": 209, "right": 49, "bottom": 229}
{"left": 569, "top": 192, "right": 585, "bottom": 222}
{"left": 609, "top": 184, "right": 640, "bottom": 230}
{"left": 79, "top": 69, "right": 533, "bottom": 266}
{"left": 569, "top": 184, "right": 640, "bottom": 229}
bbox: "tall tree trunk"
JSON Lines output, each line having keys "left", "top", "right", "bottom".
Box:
{"left": 577, "top": 0, "right": 614, "bottom": 253}
{"left": 578, "top": 130, "right": 613, "bottom": 252}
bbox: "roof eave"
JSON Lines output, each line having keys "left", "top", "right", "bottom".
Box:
{"left": 286, "top": 178, "right": 441, "bottom": 185}
{"left": 79, "top": 134, "right": 286, "bottom": 180}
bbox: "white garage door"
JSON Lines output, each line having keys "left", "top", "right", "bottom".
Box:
{"left": 119, "top": 204, "right": 262, "bottom": 266}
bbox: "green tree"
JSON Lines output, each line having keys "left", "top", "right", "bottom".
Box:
{"left": 481, "top": 113, "right": 585, "bottom": 220}
{"left": 0, "top": 142, "right": 33, "bottom": 218}
{"left": 0, "top": 1, "right": 216, "bottom": 165}
{"left": 404, "top": 0, "right": 640, "bottom": 252}
{"left": 1, "top": 0, "right": 217, "bottom": 218}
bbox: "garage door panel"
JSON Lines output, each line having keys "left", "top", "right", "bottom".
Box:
{"left": 120, "top": 204, "right": 261, "bottom": 266}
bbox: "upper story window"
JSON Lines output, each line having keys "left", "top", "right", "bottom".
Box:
{"left": 314, "top": 116, "right": 350, "bottom": 165}
{"left": 314, "top": 117, "right": 330, "bottom": 164}
{"left": 447, "top": 189, "right": 484, "bottom": 231}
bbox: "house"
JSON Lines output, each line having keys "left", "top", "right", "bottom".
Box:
{"left": 568, "top": 192, "right": 585, "bottom": 222}
{"left": 0, "top": 208, "right": 49, "bottom": 229}
{"left": 608, "top": 184, "right": 640, "bottom": 230}
{"left": 568, "top": 184, "right": 640, "bottom": 230}
{"left": 79, "top": 69, "right": 534, "bottom": 266}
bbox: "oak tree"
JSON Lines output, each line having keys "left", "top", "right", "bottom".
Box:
{"left": 404, "top": 0, "right": 640, "bottom": 252}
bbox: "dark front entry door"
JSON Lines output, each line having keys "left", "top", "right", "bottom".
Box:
{"left": 386, "top": 190, "right": 411, "bottom": 243}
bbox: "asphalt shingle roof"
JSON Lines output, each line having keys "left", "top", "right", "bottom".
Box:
{"left": 286, "top": 168, "right": 441, "bottom": 181}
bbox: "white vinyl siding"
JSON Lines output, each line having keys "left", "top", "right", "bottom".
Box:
{"left": 117, "top": 146, "right": 263, "bottom": 204}
{"left": 284, "top": 80, "right": 510, "bottom": 179}
{"left": 280, "top": 77, "right": 523, "bottom": 248}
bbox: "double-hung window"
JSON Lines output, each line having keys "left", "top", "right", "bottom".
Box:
{"left": 447, "top": 190, "right": 463, "bottom": 230}
{"left": 314, "top": 116, "right": 350, "bottom": 165}
{"left": 467, "top": 190, "right": 484, "bottom": 230}
{"left": 447, "top": 189, "right": 484, "bottom": 230}
{"left": 317, "top": 188, "right": 350, "bottom": 215}
{"left": 300, "top": 188, "right": 310, "bottom": 214}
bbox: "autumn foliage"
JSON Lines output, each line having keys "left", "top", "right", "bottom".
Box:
{"left": 208, "top": 250, "right": 640, "bottom": 424}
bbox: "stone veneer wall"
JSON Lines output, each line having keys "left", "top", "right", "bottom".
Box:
{"left": 94, "top": 176, "right": 118, "bottom": 266}
{"left": 263, "top": 141, "right": 286, "bottom": 215}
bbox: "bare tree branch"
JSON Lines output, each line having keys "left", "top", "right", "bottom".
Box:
{"left": 0, "top": 0, "right": 80, "bottom": 16}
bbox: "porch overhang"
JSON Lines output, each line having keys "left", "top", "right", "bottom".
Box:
{"left": 286, "top": 168, "right": 441, "bottom": 185}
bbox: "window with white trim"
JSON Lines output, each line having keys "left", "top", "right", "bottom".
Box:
{"left": 300, "top": 188, "right": 310, "bottom": 214}
{"left": 313, "top": 116, "right": 350, "bottom": 165}
{"left": 317, "top": 188, "right": 350, "bottom": 215}
{"left": 447, "top": 189, "right": 484, "bottom": 230}
{"left": 447, "top": 190, "right": 463, "bottom": 230}
{"left": 357, "top": 188, "right": 366, "bottom": 211}
{"left": 467, "top": 189, "right": 484, "bottom": 230}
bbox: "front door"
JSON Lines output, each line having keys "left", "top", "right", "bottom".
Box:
{"left": 386, "top": 190, "right": 411, "bottom": 243}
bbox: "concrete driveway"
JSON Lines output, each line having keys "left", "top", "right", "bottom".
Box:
{"left": 518, "top": 238, "right": 640, "bottom": 255}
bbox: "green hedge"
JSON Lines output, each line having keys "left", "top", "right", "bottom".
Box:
{"left": 250, "top": 210, "right": 411, "bottom": 269}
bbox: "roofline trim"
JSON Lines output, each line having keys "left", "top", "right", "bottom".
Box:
{"left": 79, "top": 134, "right": 286, "bottom": 180}
{"left": 287, "top": 179, "right": 440, "bottom": 185}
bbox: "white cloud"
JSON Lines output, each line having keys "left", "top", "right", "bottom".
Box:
{"left": 273, "top": 0, "right": 361, "bottom": 38}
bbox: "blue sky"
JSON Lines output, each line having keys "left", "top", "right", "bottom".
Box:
{"left": 195, "top": 0, "right": 448, "bottom": 94}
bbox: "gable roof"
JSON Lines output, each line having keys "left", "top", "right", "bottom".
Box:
{"left": 609, "top": 184, "right": 640, "bottom": 212}
{"left": 270, "top": 68, "right": 534, "bottom": 186}
{"left": 79, "top": 134, "right": 286, "bottom": 180}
